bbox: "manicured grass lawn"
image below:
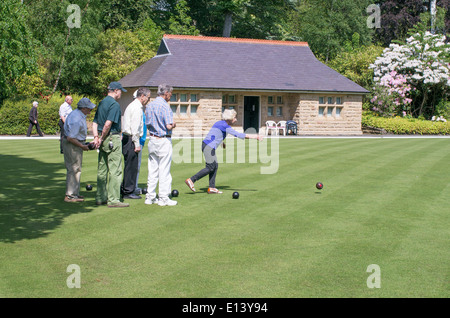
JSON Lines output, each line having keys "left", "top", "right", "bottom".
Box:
{"left": 0, "top": 137, "right": 449, "bottom": 298}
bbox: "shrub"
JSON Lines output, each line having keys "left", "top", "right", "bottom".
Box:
{"left": 362, "top": 112, "right": 450, "bottom": 135}
{"left": 0, "top": 94, "right": 98, "bottom": 135}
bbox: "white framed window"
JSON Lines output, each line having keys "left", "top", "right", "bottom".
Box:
{"left": 268, "top": 96, "right": 274, "bottom": 104}
{"left": 170, "top": 92, "right": 200, "bottom": 117}
{"left": 318, "top": 96, "right": 344, "bottom": 119}
{"left": 268, "top": 106, "right": 274, "bottom": 116}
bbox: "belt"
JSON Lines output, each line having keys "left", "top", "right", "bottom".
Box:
{"left": 149, "top": 133, "right": 171, "bottom": 138}
{"left": 63, "top": 136, "right": 86, "bottom": 143}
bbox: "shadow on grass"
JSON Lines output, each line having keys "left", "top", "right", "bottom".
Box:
{"left": 0, "top": 154, "right": 96, "bottom": 243}
{"left": 198, "top": 186, "right": 258, "bottom": 192}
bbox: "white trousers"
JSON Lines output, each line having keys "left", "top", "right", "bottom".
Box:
{"left": 147, "top": 137, "right": 173, "bottom": 200}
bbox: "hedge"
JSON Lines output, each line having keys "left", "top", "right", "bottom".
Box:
{"left": 0, "top": 95, "right": 98, "bottom": 135}
{"left": 362, "top": 113, "right": 450, "bottom": 135}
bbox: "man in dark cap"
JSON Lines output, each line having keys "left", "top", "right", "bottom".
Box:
{"left": 92, "top": 82, "right": 129, "bottom": 208}
{"left": 63, "top": 97, "right": 96, "bottom": 203}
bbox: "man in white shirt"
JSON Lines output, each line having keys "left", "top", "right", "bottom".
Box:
{"left": 63, "top": 98, "right": 96, "bottom": 202}
{"left": 59, "top": 95, "right": 73, "bottom": 154}
{"left": 121, "top": 87, "right": 151, "bottom": 199}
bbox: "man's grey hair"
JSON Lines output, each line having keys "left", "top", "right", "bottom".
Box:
{"left": 136, "top": 87, "right": 151, "bottom": 98}
{"left": 157, "top": 84, "right": 173, "bottom": 96}
{"left": 32, "top": 101, "right": 38, "bottom": 107}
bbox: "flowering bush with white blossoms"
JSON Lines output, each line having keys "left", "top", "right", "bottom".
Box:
{"left": 370, "top": 31, "right": 450, "bottom": 118}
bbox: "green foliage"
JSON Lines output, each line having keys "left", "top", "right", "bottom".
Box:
{"left": 362, "top": 112, "right": 450, "bottom": 135}
{"left": 98, "top": 0, "right": 154, "bottom": 30}
{"left": 327, "top": 44, "right": 384, "bottom": 90}
{"left": 0, "top": 0, "right": 38, "bottom": 104}
{"left": 289, "top": 0, "right": 374, "bottom": 61}
{"left": 93, "top": 28, "right": 158, "bottom": 96}
{"left": 167, "top": 0, "right": 200, "bottom": 35}
{"left": 24, "top": 0, "right": 102, "bottom": 96}
{"left": 0, "top": 94, "right": 98, "bottom": 135}
{"left": 186, "top": 0, "right": 292, "bottom": 39}
{"left": 14, "top": 65, "right": 49, "bottom": 99}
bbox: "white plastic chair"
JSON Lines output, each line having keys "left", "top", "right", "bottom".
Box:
{"left": 277, "top": 121, "right": 286, "bottom": 136}
{"left": 265, "top": 121, "right": 278, "bottom": 136}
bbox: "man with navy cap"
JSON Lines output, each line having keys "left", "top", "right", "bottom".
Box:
{"left": 92, "top": 81, "right": 129, "bottom": 208}
{"left": 63, "top": 97, "right": 96, "bottom": 203}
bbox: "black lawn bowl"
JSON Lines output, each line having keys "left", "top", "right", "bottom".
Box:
{"left": 171, "top": 189, "right": 179, "bottom": 197}
{"left": 86, "top": 184, "right": 93, "bottom": 191}
{"left": 232, "top": 191, "right": 239, "bottom": 199}
{"left": 316, "top": 182, "right": 323, "bottom": 190}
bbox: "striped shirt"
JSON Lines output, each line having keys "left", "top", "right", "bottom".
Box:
{"left": 145, "top": 96, "right": 174, "bottom": 137}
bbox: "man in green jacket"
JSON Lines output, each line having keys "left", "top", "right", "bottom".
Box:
{"left": 92, "top": 82, "right": 129, "bottom": 208}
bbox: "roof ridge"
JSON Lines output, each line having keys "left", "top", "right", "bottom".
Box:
{"left": 163, "top": 34, "right": 309, "bottom": 47}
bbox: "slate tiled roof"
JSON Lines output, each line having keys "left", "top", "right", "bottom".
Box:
{"left": 119, "top": 34, "right": 369, "bottom": 94}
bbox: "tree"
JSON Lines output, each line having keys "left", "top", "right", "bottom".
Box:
{"left": 93, "top": 28, "right": 158, "bottom": 96}
{"left": 24, "top": 0, "right": 102, "bottom": 97}
{"left": 327, "top": 44, "right": 385, "bottom": 90}
{"left": 289, "top": 0, "right": 374, "bottom": 62}
{"left": 166, "top": 0, "right": 200, "bottom": 35}
{"left": 97, "top": 0, "right": 155, "bottom": 30}
{"left": 0, "top": 0, "right": 37, "bottom": 104}
{"left": 185, "top": 0, "right": 293, "bottom": 39}
{"left": 374, "top": 0, "right": 427, "bottom": 46}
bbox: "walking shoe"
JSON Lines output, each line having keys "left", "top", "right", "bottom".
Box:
{"left": 145, "top": 198, "right": 159, "bottom": 205}
{"left": 107, "top": 202, "right": 130, "bottom": 208}
{"left": 158, "top": 198, "right": 178, "bottom": 206}
{"left": 207, "top": 188, "right": 223, "bottom": 194}
{"left": 185, "top": 178, "right": 196, "bottom": 192}
{"left": 64, "top": 196, "right": 84, "bottom": 202}
{"left": 123, "top": 194, "right": 141, "bottom": 199}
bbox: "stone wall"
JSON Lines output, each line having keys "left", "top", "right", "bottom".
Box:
{"left": 294, "top": 94, "right": 363, "bottom": 136}
{"left": 120, "top": 88, "right": 363, "bottom": 137}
